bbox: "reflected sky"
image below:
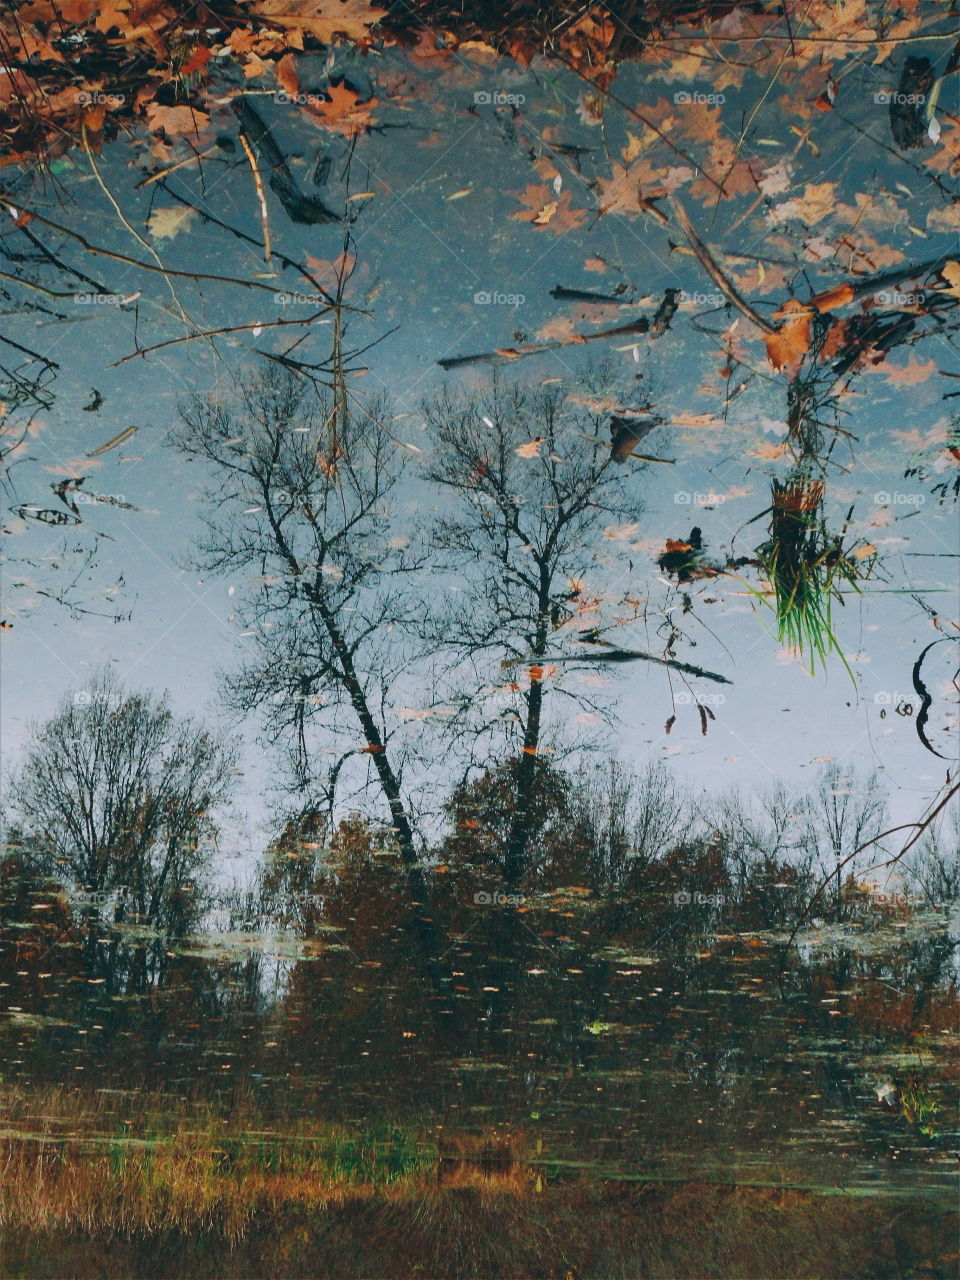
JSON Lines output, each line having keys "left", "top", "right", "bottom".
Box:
{"left": 1, "top": 41, "right": 958, "bottom": 846}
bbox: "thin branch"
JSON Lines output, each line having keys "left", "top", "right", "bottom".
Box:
{"left": 777, "top": 773, "right": 960, "bottom": 978}
{"left": 0, "top": 201, "right": 296, "bottom": 297}
{"left": 669, "top": 197, "right": 778, "bottom": 334}
{"left": 438, "top": 317, "right": 650, "bottom": 370}
{"left": 108, "top": 314, "right": 333, "bottom": 367}
{"left": 134, "top": 144, "right": 221, "bottom": 190}
{"left": 238, "top": 130, "right": 272, "bottom": 266}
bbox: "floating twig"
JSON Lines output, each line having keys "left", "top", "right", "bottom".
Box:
{"left": 109, "top": 314, "right": 333, "bottom": 367}
{"left": 134, "top": 144, "right": 221, "bottom": 189}
{"left": 669, "top": 198, "right": 777, "bottom": 335}
{"left": 238, "top": 130, "right": 273, "bottom": 265}
{"left": 87, "top": 426, "right": 138, "bottom": 457}
{"left": 438, "top": 317, "right": 650, "bottom": 370}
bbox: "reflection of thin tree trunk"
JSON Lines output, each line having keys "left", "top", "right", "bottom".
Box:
{"left": 504, "top": 609, "right": 548, "bottom": 887}
{"left": 302, "top": 576, "right": 419, "bottom": 871}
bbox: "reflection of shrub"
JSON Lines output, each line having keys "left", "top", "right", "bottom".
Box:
{"left": 900, "top": 1080, "right": 941, "bottom": 1137}
{"left": 729, "top": 855, "right": 814, "bottom": 929}
{"left": 752, "top": 477, "right": 875, "bottom": 676}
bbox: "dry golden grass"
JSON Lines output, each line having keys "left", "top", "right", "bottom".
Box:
{"left": 0, "top": 1084, "right": 533, "bottom": 1241}
{"left": 1, "top": 1085, "right": 955, "bottom": 1278}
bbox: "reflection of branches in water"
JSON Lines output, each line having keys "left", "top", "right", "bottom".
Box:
{"left": 779, "top": 771, "right": 960, "bottom": 983}
{"left": 0, "top": 366, "right": 55, "bottom": 492}
{"left": 23, "top": 547, "right": 133, "bottom": 623}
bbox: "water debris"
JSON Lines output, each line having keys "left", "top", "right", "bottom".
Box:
{"left": 86, "top": 426, "right": 138, "bottom": 457}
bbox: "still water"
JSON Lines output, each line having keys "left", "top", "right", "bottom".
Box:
{"left": 1, "top": 3, "right": 958, "bottom": 1276}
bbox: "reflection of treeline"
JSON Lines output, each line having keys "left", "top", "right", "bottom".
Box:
{"left": 3, "top": 672, "right": 956, "bottom": 1007}
{"left": 2, "top": 693, "right": 955, "bottom": 1150}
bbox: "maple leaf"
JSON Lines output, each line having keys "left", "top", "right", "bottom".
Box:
{"left": 758, "top": 158, "right": 791, "bottom": 197}
{"left": 147, "top": 205, "right": 197, "bottom": 241}
{"left": 883, "top": 356, "right": 936, "bottom": 388}
{"left": 516, "top": 438, "right": 544, "bottom": 458}
{"left": 764, "top": 300, "right": 811, "bottom": 372}
{"left": 181, "top": 46, "right": 212, "bottom": 76}
{"left": 249, "top": 0, "right": 385, "bottom": 45}
{"left": 144, "top": 103, "right": 209, "bottom": 139}
{"left": 305, "top": 251, "right": 355, "bottom": 283}
{"left": 748, "top": 440, "right": 789, "bottom": 460}
{"left": 17, "top": 0, "right": 96, "bottom": 22}
{"left": 595, "top": 156, "right": 683, "bottom": 217}
{"left": 511, "top": 186, "right": 586, "bottom": 233}
{"left": 306, "top": 82, "right": 377, "bottom": 136}
{"left": 819, "top": 318, "right": 851, "bottom": 362}
{"left": 536, "top": 316, "right": 579, "bottom": 343}
{"left": 771, "top": 182, "right": 837, "bottom": 227}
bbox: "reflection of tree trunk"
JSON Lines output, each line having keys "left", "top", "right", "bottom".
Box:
{"left": 261, "top": 486, "right": 421, "bottom": 872}
{"left": 311, "top": 588, "right": 418, "bottom": 870}
{"left": 504, "top": 607, "right": 548, "bottom": 888}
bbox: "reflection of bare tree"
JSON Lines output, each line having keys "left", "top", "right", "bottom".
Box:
{"left": 174, "top": 365, "right": 424, "bottom": 869}
{"left": 7, "top": 669, "right": 235, "bottom": 990}
{"left": 422, "top": 375, "right": 645, "bottom": 884}
{"left": 810, "top": 765, "right": 887, "bottom": 920}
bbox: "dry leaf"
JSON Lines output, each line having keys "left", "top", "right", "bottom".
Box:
{"left": 250, "top": 0, "right": 384, "bottom": 45}
{"left": 764, "top": 300, "right": 811, "bottom": 371}
{"left": 147, "top": 205, "right": 197, "bottom": 241}
{"left": 939, "top": 261, "right": 960, "bottom": 298}
{"left": 772, "top": 182, "right": 837, "bottom": 227}
{"left": 926, "top": 203, "right": 960, "bottom": 232}
{"left": 306, "top": 81, "right": 377, "bottom": 135}
{"left": 144, "top": 103, "right": 209, "bottom": 138}
{"left": 883, "top": 355, "right": 937, "bottom": 387}
{"left": 516, "top": 438, "right": 544, "bottom": 458}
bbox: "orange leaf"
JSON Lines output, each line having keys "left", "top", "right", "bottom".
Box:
{"left": 249, "top": 0, "right": 384, "bottom": 45}
{"left": 808, "top": 282, "right": 855, "bottom": 312}
{"left": 307, "top": 82, "right": 377, "bottom": 136}
{"left": 515, "top": 437, "right": 543, "bottom": 457}
{"left": 181, "top": 45, "right": 212, "bottom": 76}
{"left": 764, "top": 301, "right": 811, "bottom": 372}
